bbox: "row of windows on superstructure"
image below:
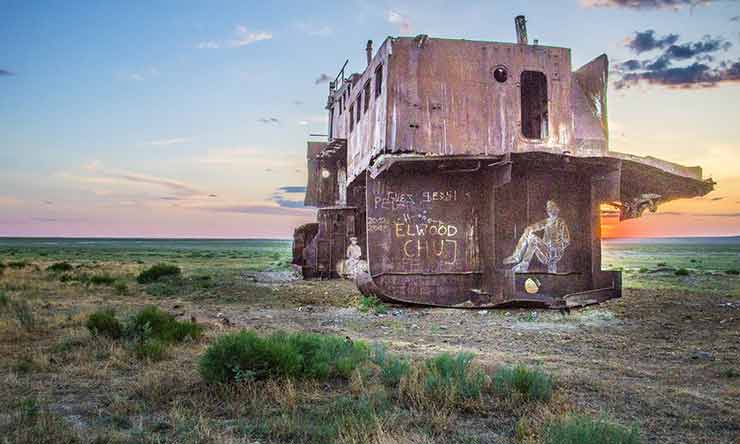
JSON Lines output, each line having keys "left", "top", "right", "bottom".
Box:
{"left": 336, "top": 64, "right": 383, "bottom": 133}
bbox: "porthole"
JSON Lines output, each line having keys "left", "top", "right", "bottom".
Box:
{"left": 493, "top": 67, "right": 508, "bottom": 83}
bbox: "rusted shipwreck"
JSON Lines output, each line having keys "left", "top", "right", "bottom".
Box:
{"left": 293, "top": 17, "right": 714, "bottom": 309}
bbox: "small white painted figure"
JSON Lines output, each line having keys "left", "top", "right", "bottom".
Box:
{"left": 344, "top": 236, "right": 363, "bottom": 278}
{"left": 503, "top": 200, "right": 570, "bottom": 273}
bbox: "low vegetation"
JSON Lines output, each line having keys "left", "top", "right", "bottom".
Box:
{"left": 85, "top": 306, "right": 202, "bottom": 361}
{"left": 46, "top": 261, "right": 74, "bottom": 273}
{"left": 494, "top": 364, "right": 554, "bottom": 402}
{"left": 85, "top": 308, "right": 123, "bottom": 339}
{"left": 675, "top": 268, "right": 690, "bottom": 276}
{"left": 358, "top": 294, "right": 388, "bottom": 314}
{"left": 0, "top": 398, "right": 80, "bottom": 444}
{"left": 199, "top": 330, "right": 368, "bottom": 383}
{"left": 543, "top": 415, "right": 642, "bottom": 444}
{"left": 0, "top": 239, "right": 734, "bottom": 443}
{"left": 137, "top": 263, "right": 181, "bottom": 284}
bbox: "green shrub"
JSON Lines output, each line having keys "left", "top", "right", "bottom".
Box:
{"left": 657, "top": 262, "right": 667, "bottom": 267}
{"left": 88, "top": 274, "right": 116, "bottom": 286}
{"left": 137, "top": 264, "right": 181, "bottom": 284}
{"left": 134, "top": 339, "right": 168, "bottom": 361}
{"left": 127, "top": 305, "right": 202, "bottom": 343}
{"left": 86, "top": 309, "right": 123, "bottom": 339}
{"left": 371, "top": 343, "right": 410, "bottom": 387}
{"left": 543, "top": 415, "right": 641, "bottom": 444}
{"left": 494, "top": 364, "right": 553, "bottom": 402}
{"left": 359, "top": 295, "right": 388, "bottom": 314}
{"left": 47, "top": 262, "right": 74, "bottom": 273}
{"left": 0, "top": 291, "right": 9, "bottom": 307}
{"left": 638, "top": 267, "right": 648, "bottom": 273}
{"left": 725, "top": 269, "right": 739, "bottom": 276}
{"left": 675, "top": 268, "right": 690, "bottom": 276}
{"left": 424, "top": 352, "right": 486, "bottom": 402}
{"left": 113, "top": 281, "right": 128, "bottom": 295}
{"left": 7, "top": 260, "right": 30, "bottom": 269}
{"left": 199, "top": 330, "right": 369, "bottom": 384}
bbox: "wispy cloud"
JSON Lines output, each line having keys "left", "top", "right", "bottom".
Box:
{"left": 0, "top": 196, "right": 21, "bottom": 206}
{"left": 614, "top": 31, "right": 738, "bottom": 89}
{"left": 314, "top": 73, "right": 331, "bottom": 85}
{"left": 582, "top": 0, "right": 732, "bottom": 10}
{"left": 386, "top": 10, "right": 412, "bottom": 34}
{"left": 626, "top": 30, "right": 679, "bottom": 54}
{"left": 0, "top": 69, "right": 13, "bottom": 76}
{"left": 197, "top": 25, "right": 272, "bottom": 49}
{"left": 150, "top": 138, "right": 190, "bottom": 146}
{"left": 195, "top": 203, "right": 312, "bottom": 216}
{"left": 257, "top": 117, "right": 280, "bottom": 125}
{"left": 62, "top": 162, "right": 204, "bottom": 198}
{"left": 114, "top": 172, "right": 201, "bottom": 195}
{"left": 276, "top": 186, "right": 307, "bottom": 193}
{"left": 128, "top": 67, "right": 159, "bottom": 81}
{"left": 270, "top": 186, "right": 307, "bottom": 209}
{"left": 296, "top": 22, "right": 333, "bottom": 37}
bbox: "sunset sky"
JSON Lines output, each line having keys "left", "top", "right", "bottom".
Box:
{"left": 1, "top": 0, "right": 739, "bottom": 238}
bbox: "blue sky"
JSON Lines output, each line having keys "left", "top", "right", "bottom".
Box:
{"left": 1, "top": 0, "right": 739, "bottom": 237}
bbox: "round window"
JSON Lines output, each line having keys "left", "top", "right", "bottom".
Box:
{"left": 493, "top": 67, "right": 508, "bottom": 83}
{"left": 321, "top": 169, "right": 331, "bottom": 179}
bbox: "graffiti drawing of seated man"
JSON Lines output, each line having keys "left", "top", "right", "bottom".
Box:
{"left": 343, "top": 236, "right": 364, "bottom": 278}
{"left": 503, "top": 200, "right": 570, "bottom": 273}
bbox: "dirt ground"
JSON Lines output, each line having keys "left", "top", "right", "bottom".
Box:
{"left": 170, "top": 279, "right": 740, "bottom": 444}
{"left": 1, "top": 265, "right": 738, "bottom": 443}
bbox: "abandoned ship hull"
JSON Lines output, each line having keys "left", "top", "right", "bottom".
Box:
{"left": 292, "top": 20, "right": 714, "bottom": 309}
{"left": 352, "top": 151, "right": 710, "bottom": 308}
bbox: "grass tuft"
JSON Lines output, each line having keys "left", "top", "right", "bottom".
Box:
{"left": 424, "top": 352, "right": 486, "bottom": 402}
{"left": 88, "top": 274, "right": 116, "bottom": 286}
{"left": 675, "top": 268, "right": 690, "bottom": 276}
{"left": 47, "top": 262, "right": 74, "bottom": 273}
{"left": 0, "top": 399, "right": 80, "bottom": 444}
{"left": 86, "top": 309, "right": 124, "bottom": 339}
{"left": 126, "top": 305, "right": 202, "bottom": 344}
{"left": 134, "top": 338, "right": 168, "bottom": 361}
{"left": 137, "top": 263, "right": 181, "bottom": 284}
{"left": 543, "top": 415, "right": 641, "bottom": 444}
{"left": 494, "top": 364, "right": 553, "bottom": 402}
{"left": 359, "top": 295, "right": 388, "bottom": 314}
{"left": 7, "top": 260, "right": 31, "bottom": 269}
{"left": 371, "top": 342, "right": 410, "bottom": 387}
{"left": 199, "top": 330, "right": 369, "bottom": 383}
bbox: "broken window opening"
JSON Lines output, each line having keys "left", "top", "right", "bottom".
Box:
{"left": 375, "top": 65, "right": 383, "bottom": 98}
{"left": 520, "top": 71, "right": 549, "bottom": 140}
{"left": 356, "top": 97, "right": 361, "bottom": 124}
{"left": 363, "top": 81, "right": 371, "bottom": 114}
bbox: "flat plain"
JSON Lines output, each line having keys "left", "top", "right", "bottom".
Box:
{"left": 0, "top": 238, "right": 738, "bottom": 444}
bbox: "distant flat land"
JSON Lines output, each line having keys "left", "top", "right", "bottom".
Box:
{"left": 0, "top": 237, "right": 738, "bottom": 443}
